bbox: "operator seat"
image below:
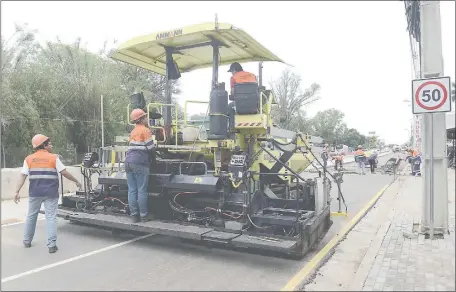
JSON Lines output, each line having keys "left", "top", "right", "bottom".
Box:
{"left": 233, "top": 83, "right": 261, "bottom": 115}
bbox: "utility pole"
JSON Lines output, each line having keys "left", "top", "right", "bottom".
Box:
{"left": 419, "top": 0, "right": 449, "bottom": 237}
{"left": 101, "top": 95, "right": 105, "bottom": 149}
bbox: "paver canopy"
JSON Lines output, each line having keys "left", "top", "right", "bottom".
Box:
{"left": 109, "top": 22, "right": 285, "bottom": 75}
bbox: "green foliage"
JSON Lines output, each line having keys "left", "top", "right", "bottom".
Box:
{"left": 0, "top": 23, "right": 181, "bottom": 167}
{"left": 267, "top": 69, "right": 372, "bottom": 148}
{"left": 339, "top": 128, "right": 367, "bottom": 149}
{"left": 309, "top": 108, "right": 347, "bottom": 145}
{"left": 269, "top": 69, "right": 320, "bottom": 133}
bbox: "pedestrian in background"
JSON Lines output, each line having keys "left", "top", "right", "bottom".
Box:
{"left": 14, "top": 134, "right": 82, "bottom": 253}
{"left": 367, "top": 150, "right": 378, "bottom": 174}
{"left": 354, "top": 145, "right": 367, "bottom": 175}
{"left": 321, "top": 143, "right": 331, "bottom": 174}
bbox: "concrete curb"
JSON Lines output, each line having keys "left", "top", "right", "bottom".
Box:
{"left": 281, "top": 176, "right": 397, "bottom": 291}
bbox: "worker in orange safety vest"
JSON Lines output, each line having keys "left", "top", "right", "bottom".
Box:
{"left": 14, "top": 134, "right": 82, "bottom": 253}
{"left": 353, "top": 145, "right": 367, "bottom": 175}
{"left": 125, "top": 108, "right": 156, "bottom": 223}
{"left": 227, "top": 62, "right": 258, "bottom": 130}
{"left": 332, "top": 153, "right": 344, "bottom": 171}
{"left": 407, "top": 148, "right": 421, "bottom": 176}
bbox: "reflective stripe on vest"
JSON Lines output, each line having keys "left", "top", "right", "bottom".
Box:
{"left": 232, "top": 71, "right": 257, "bottom": 84}
{"left": 354, "top": 150, "right": 366, "bottom": 160}
{"left": 25, "top": 150, "right": 59, "bottom": 197}
{"left": 127, "top": 125, "right": 154, "bottom": 151}
{"left": 125, "top": 124, "right": 154, "bottom": 166}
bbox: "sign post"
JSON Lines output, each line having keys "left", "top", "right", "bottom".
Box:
{"left": 412, "top": 76, "right": 451, "bottom": 240}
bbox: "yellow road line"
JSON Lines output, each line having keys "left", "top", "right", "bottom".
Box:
{"left": 281, "top": 183, "right": 391, "bottom": 291}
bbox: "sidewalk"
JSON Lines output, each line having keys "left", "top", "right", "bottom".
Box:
{"left": 301, "top": 169, "right": 455, "bottom": 291}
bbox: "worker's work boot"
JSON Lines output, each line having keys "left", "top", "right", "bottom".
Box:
{"left": 23, "top": 241, "right": 31, "bottom": 248}
{"left": 131, "top": 215, "right": 140, "bottom": 223}
{"left": 48, "top": 246, "right": 58, "bottom": 253}
{"left": 140, "top": 216, "right": 149, "bottom": 223}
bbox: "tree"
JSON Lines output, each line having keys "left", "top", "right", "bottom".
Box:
{"left": 0, "top": 23, "right": 180, "bottom": 167}
{"left": 309, "top": 108, "right": 347, "bottom": 145}
{"left": 1, "top": 24, "right": 42, "bottom": 166}
{"left": 339, "top": 128, "right": 366, "bottom": 149}
{"left": 269, "top": 69, "right": 320, "bottom": 132}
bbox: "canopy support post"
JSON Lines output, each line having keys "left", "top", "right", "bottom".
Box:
{"left": 164, "top": 49, "right": 173, "bottom": 140}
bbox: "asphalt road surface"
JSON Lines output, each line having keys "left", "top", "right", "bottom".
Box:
{"left": 1, "top": 154, "right": 397, "bottom": 291}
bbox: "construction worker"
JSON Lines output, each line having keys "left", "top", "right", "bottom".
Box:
{"left": 227, "top": 62, "right": 258, "bottom": 130}
{"left": 354, "top": 145, "right": 367, "bottom": 175}
{"left": 408, "top": 148, "right": 422, "bottom": 176}
{"left": 367, "top": 149, "right": 378, "bottom": 174}
{"left": 13, "top": 134, "right": 82, "bottom": 253}
{"left": 321, "top": 143, "right": 330, "bottom": 174}
{"left": 125, "top": 109, "right": 155, "bottom": 223}
{"left": 333, "top": 153, "right": 344, "bottom": 171}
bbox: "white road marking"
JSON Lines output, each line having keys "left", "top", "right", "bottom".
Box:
{"left": 1, "top": 218, "right": 45, "bottom": 227}
{"left": 1, "top": 233, "right": 154, "bottom": 283}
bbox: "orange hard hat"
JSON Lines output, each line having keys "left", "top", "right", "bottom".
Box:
{"left": 32, "top": 134, "right": 50, "bottom": 148}
{"left": 130, "top": 109, "right": 146, "bottom": 122}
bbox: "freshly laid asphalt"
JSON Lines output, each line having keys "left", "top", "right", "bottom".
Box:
{"left": 1, "top": 153, "right": 398, "bottom": 291}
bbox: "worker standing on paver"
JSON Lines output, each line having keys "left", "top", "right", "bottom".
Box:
{"left": 367, "top": 149, "right": 378, "bottom": 174}
{"left": 125, "top": 109, "right": 155, "bottom": 223}
{"left": 354, "top": 145, "right": 367, "bottom": 175}
{"left": 13, "top": 134, "right": 82, "bottom": 253}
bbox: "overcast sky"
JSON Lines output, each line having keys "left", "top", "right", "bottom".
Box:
{"left": 2, "top": 1, "right": 454, "bottom": 145}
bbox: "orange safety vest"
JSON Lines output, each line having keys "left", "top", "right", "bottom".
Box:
{"left": 354, "top": 149, "right": 366, "bottom": 161}
{"left": 125, "top": 124, "right": 155, "bottom": 167}
{"left": 25, "top": 149, "right": 59, "bottom": 198}
{"left": 334, "top": 155, "right": 344, "bottom": 161}
{"left": 232, "top": 71, "right": 257, "bottom": 84}
{"left": 230, "top": 71, "right": 257, "bottom": 94}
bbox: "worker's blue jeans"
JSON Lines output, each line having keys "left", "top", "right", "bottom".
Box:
{"left": 23, "top": 196, "right": 59, "bottom": 248}
{"left": 125, "top": 162, "right": 149, "bottom": 218}
{"left": 356, "top": 160, "right": 366, "bottom": 175}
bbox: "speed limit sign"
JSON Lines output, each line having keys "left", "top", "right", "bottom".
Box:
{"left": 412, "top": 76, "right": 451, "bottom": 114}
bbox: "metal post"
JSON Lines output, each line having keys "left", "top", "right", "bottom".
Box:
{"left": 212, "top": 44, "right": 219, "bottom": 89}
{"left": 211, "top": 13, "right": 219, "bottom": 89}
{"left": 101, "top": 95, "right": 104, "bottom": 149}
{"left": 164, "top": 54, "right": 172, "bottom": 127}
{"left": 0, "top": 118, "right": 2, "bottom": 198}
{"left": 258, "top": 62, "right": 263, "bottom": 87}
{"left": 419, "top": 0, "right": 448, "bottom": 236}
{"left": 430, "top": 115, "right": 434, "bottom": 239}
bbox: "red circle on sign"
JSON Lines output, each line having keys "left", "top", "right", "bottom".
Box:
{"left": 415, "top": 81, "right": 448, "bottom": 110}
